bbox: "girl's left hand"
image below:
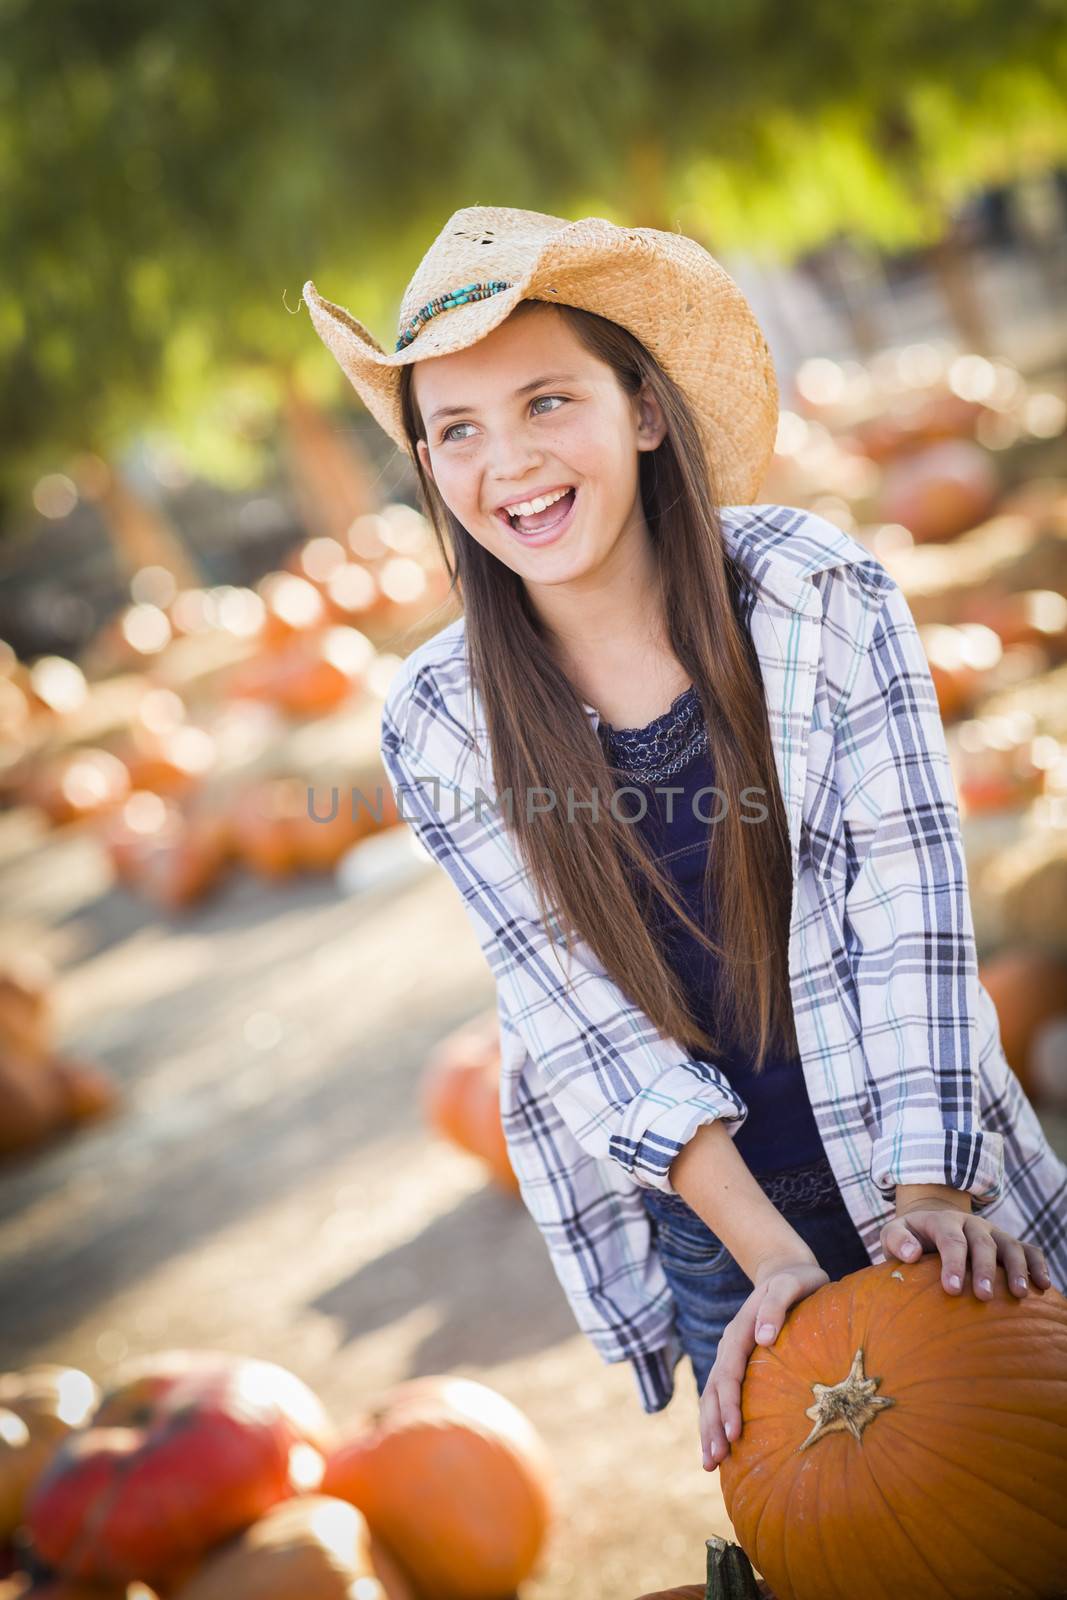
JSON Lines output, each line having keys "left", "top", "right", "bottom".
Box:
{"left": 880, "top": 1202, "right": 1053, "bottom": 1300}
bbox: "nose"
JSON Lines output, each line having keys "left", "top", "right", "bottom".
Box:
{"left": 485, "top": 424, "right": 544, "bottom": 490}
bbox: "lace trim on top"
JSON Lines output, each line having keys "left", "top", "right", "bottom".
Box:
{"left": 755, "top": 1153, "right": 841, "bottom": 1212}
{"left": 598, "top": 684, "right": 708, "bottom": 784}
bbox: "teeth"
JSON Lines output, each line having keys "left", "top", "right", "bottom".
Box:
{"left": 505, "top": 487, "right": 571, "bottom": 518}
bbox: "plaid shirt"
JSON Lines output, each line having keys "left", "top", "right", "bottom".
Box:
{"left": 379, "top": 503, "right": 1067, "bottom": 1413}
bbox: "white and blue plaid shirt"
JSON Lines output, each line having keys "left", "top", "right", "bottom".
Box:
{"left": 379, "top": 503, "right": 1067, "bottom": 1413}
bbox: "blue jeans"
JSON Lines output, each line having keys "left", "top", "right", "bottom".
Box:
{"left": 640, "top": 1158, "right": 872, "bottom": 1394}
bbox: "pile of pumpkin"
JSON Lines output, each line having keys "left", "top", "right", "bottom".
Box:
{"left": 0, "top": 1350, "right": 555, "bottom": 1600}
{"left": 0, "top": 955, "right": 118, "bottom": 1163}
{"left": 0, "top": 502, "right": 448, "bottom": 910}
{"left": 0, "top": 651, "right": 404, "bottom": 910}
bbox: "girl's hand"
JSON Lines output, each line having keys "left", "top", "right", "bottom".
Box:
{"left": 880, "top": 1201, "right": 1053, "bottom": 1301}
{"left": 700, "top": 1256, "right": 829, "bottom": 1472}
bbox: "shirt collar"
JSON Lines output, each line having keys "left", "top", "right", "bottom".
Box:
{"left": 577, "top": 506, "right": 858, "bottom": 731}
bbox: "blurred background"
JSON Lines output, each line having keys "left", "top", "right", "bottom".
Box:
{"left": 2, "top": 4, "right": 1066, "bottom": 1598}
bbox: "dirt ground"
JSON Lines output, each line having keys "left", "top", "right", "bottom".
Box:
{"left": 0, "top": 803, "right": 751, "bottom": 1598}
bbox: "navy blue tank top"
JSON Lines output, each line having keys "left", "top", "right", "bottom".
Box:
{"left": 597, "top": 684, "right": 825, "bottom": 1176}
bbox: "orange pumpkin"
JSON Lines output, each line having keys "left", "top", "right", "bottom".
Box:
{"left": 719, "top": 1254, "right": 1067, "bottom": 1600}
{"left": 169, "top": 1494, "right": 412, "bottom": 1600}
{"left": 50, "top": 1058, "right": 120, "bottom": 1124}
{"left": 321, "top": 1374, "right": 555, "bottom": 1600}
{"left": 102, "top": 797, "right": 230, "bottom": 908}
{"left": 256, "top": 573, "right": 327, "bottom": 650}
{"left": 0, "top": 1366, "right": 98, "bottom": 1538}
{"left": 229, "top": 780, "right": 306, "bottom": 878}
{"left": 978, "top": 947, "right": 1067, "bottom": 1093}
{"left": 0, "top": 957, "right": 54, "bottom": 1063}
{"left": 119, "top": 735, "right": 214, "bottom": 799}
{"left": 29, "top": 749, "right": 131, "bottom": 827}
{"left": 288, "top": 792, "right": 369, "bottom": 872}
{"left": 420, "top": 1013, "right": 520, "bottom": 1195}
{"left": 0, "top": 1052, "right": 70, "bottom": 1157}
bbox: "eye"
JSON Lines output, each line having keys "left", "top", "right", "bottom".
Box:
{"left": 531, "top": 394, "right": 567, "bottom": 416}
{"left": 440, "top": 420, "right": 477, "bottom": 443}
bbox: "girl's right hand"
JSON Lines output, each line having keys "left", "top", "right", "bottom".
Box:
{"left": 699, "top": 1255, "right": 829, "bottom": 1471}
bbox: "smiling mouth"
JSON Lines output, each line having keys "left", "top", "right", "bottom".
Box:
{"left": 496, "top": 486, "right": 577, "bottom": 534}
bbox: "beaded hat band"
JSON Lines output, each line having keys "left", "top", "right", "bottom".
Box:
{"left": 395, "top": 280, "right": 513, "bottom": 351}
{"left": 302, "top": 204, "right": 778, "bottom": 506}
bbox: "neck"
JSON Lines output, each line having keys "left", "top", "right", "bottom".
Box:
{"left": 525, "top": 510, "right": 667, "bottom": 672}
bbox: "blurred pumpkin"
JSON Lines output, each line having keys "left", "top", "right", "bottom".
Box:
{"left": 0, "top": 1053, "right": 69, "bottom": 1157}
{"left": 420, "top": 1011, "right": 520, "bottom": 1196}
{"left": 852, "top": 390, "right": 985, "bottom": 464}
{"left": 876, "top": 439, "right": 999, "bottom": 544}
{"left": 1028, "top": 1015, "right": 1067, "bottom": 1113}
{"left": 229, "top": 780, "right": 305, "bottom": 878}
{"left": 0, "top": 1581, "right": 157, "bottom": 1599}
{"left": 0, "top": 1367, "right": 98, "bottom": 1540}
{"left": 965, "top": 589, "right": 1067, "bottom": 658}
{"left": 0, "top": 957, "right": 54, "bottom": 1063}
{"left": 49, "top": 1059, "right": 120, "bottom": 1125}
{"left": 119, "top": 727, "right": 216, "bottom": 798}
{"left": 322, "top": 561, "right": 386, "bottom": 627}
{"left": 225, "top": 628, "right": 373, "bottom": 720}
{"left": 169, "top": 1495, "right": 413, "bottom": 1600}
{"left": 978, "top": 948, "right": 1067, "bottom": 1093}
{"left": 321, "top": 1375, "right": 555, "bottom": 1600}
{"left": 27, "top": 1352, "right": 332, "bottom": 1588}
{"left": 25, "top": 658, "right": 89, "bottom": 721}
{"left": 718, "top": 1255, "right": 1067, "bottom": 1600}
{"left": 953, "top": 716, "right": 1044, "bottom": 818}
{"left": 27, "top": 750, "right": 131, "bottom": 828}
{"left": 288, "top": 792, "right": 368, "bottom": 873}
{"left": 256, "top": 573, "right": 326, "bottom": 650}
{"left": 101, "top": 795, "right": 231, "bottom": 908}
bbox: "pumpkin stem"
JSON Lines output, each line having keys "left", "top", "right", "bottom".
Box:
{"left": 704, "top": 1535, "right": 764, "bottom": 1599}
{"left": 797, "top": 1346, "right": 895, "bottom": 1452}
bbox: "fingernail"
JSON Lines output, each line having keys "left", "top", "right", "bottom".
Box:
{"left": 1014, "top": 1276, "right": 1027, "bottom": 1291}
{"left": 901, "top": 1244, "right": 917, "bottom": 1257}
{"left": 757, "top": 1323, "right": 775, "bottom": 1341}
{"left": 978, "top": 1277, "right": 991, "bottom": 1293}
{"left": 725, "top": 1420, "right": 736, "bottom": 1440}
{"left": 947, "top": 1274, "right": 961, "bottom": 1289}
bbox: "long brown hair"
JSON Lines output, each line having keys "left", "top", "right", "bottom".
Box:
{"left": 398, "top": 300, "right": 797, "bottom": 1068}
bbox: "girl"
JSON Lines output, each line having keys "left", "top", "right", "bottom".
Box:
{"left": 302, "top": 205, "right": 1065, "bottom": 1475}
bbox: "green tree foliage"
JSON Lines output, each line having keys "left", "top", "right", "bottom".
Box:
{"left": 2, "top": 0, "right": 1065, "bottom": 517}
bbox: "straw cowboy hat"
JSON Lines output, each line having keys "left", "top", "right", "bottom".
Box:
{"left": 302, "top": 204, "right": 779, "bottom": 505}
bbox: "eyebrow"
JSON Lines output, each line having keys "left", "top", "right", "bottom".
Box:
{"left": 426, "top": 373, "right": 581, "bottom": 425}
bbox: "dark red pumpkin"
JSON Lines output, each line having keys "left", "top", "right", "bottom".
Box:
{"left": 27, "top": 1352, "right": 332, "bottom": 1588}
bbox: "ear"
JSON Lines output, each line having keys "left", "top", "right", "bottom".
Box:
{"left": 415, "top": 437, "right": 436, "bottom": 483}
{"left": 634, "top": 382, "right": 668, "bottom": 453}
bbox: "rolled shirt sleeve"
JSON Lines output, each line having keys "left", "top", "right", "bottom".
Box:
{"left": 379, "top": 667, "right": 747, "bottom": 1195}
{"left": 835, "top": 576, "right": 1005, "bottom": 1209}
